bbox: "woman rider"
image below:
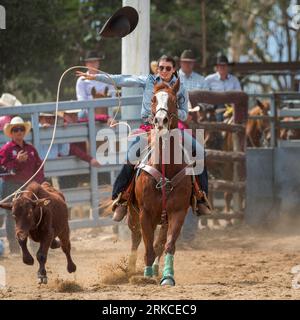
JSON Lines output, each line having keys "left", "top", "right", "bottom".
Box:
{"left": 76, "top": 55, "right": 210, "bottom": 221}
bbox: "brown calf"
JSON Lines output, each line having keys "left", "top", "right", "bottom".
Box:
{"left": 0, "top": 181, "right": 76, "bottom": 284}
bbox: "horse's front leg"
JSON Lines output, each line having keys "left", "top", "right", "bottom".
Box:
{"left": 161, "top": 210, "right": 187, "bottom": 286}
{"left": 153, "top": 223, "right": 168, "bottom": 276}
{"left": 140, "top": 210, "right": 156, "bottom": 278}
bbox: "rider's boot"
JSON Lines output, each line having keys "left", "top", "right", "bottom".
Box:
{"left": 192, "top": 176, "right": 212, "bottom": 216}
{"left": 111, "top": 163, "right": 135, "bottom": 222}
{"left": 112, "top": 193, "right": 128, "bottom": 222}
{"left": 195, "top": 195, "right": 212, "bottom": 216}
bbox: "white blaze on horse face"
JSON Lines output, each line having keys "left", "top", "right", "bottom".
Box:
{"left": 154, "top": 91, "right": 169, "bottom": 133}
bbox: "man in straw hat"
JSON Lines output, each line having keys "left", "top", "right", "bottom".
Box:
{"left": 0, "top": 116, "right": 44, "bottom": 253}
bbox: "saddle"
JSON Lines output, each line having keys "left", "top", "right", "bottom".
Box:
{"left": 119, "top": 161, "right": 208, "bottom": 215}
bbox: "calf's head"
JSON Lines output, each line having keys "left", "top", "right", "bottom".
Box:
{"left": 0, "top": 197, "right": 50, "bottom": 241}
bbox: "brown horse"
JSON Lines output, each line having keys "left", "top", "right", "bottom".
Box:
{"left": 246, "top": 99, "right": 270, "bottom": 147}
{"left": 127, "top": 79, "right": 193, "bottom": 286}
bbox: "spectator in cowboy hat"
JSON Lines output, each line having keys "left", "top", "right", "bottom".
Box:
{"left": 0, "top": 116, "right": 44, "bottom": 254}
{"left": 76, "top": 50, "right": 115, "bottom": 101}
{"left": 205, "top": 54, "right": 241, "bottom": 92}
{"left": 205, "top": 54, "right": 242, "bottom": 121}
{"left": 76, "top": 50, "right": 115, "bottom": 120}
{"left": 178, "top": 49, "right": 208, "bottom": 91}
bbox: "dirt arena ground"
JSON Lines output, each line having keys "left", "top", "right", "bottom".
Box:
{"left": 1, "top": 221, "right": 300, "bottom": 300}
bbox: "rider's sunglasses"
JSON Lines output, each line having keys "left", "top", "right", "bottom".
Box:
{"left": 11, "top": 126, "right": 25, "bottom": 133}
{"left": 158, "top": 65, "right": 172, "bottom": 72}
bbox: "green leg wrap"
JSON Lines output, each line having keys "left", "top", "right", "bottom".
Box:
{"left": 162, "top": 253, "right": 174, "bottom": 278}
{"left": 144, "top": 266, "right": 153, "bottom": 277}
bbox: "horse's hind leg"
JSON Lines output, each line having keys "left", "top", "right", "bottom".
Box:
{"left": 153, "top": 224, "right": 168, "bottom": 276}
{"left": 128, "top": 206, "right": 142, "bottom": 274}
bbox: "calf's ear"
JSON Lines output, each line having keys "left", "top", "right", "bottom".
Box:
{"left": 0, "top": 202, "right": 13, "bottom": 210}
{"left": 35, "top": 198, "right": 51, "bottom": 207}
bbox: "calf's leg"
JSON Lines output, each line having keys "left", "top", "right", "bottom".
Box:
{"left": 36, "top": 236, "right": 52, "bottom": 284}
{"left": 59, "top": 228, "right": 76, "bottom": 273}
{"left": 18, "top": 237, "right": 34, "bottom": 265}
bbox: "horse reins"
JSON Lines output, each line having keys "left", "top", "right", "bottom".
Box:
{"left": 161, "top": 138, "right": 168, "bottom": 225}
{"left": 151, "top": 89, "right": 179, "bottom": 225}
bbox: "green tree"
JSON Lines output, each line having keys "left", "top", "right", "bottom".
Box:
{"left": 0, "top": 0, "right": 231, "bottom": 103}
{"left": 150, "top": 0, "right": 230, "bottom": 74}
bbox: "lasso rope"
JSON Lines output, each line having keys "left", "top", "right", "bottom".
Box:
{"left": 0, "top": 65, "right": 138, "bottom": 204}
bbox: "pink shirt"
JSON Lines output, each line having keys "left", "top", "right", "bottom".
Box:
{"left": 0, "top": 140, "right": 44, "bottom": 183}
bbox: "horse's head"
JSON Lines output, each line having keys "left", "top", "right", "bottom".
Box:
{"left": 151, "top": 79, "right": 180, "bottom": 134}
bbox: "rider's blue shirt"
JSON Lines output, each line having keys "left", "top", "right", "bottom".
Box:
{"left": 94, "top": 73, "right": 188, "bottom": 122}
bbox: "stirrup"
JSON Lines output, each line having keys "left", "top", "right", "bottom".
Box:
{"left": 201, "top": 191, "right": 212, "bottom": 211}
{"left": 112, "top": 193, "right": 128, "bottom": 211}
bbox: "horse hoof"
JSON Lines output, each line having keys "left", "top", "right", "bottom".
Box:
{"left": 152, "top": 264, "right": 159, "bottom": 277}
{"left": 23, "top": 255, "right": 34, "bottom": 265}
{"left": 67, "top": 263, "right": 76, "bottom": 273}
{"left": 160, "top": 275, "right": 175, "bottom": 286}
{"left": 38, "top": 276, "right": 48, "bottom": 285}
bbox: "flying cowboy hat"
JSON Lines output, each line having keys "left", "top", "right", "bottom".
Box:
{"left": 99, "top": 6, "right": 139, "bottom": 38}
{"left": 3, "top": 116, "right": 31, "bottom": 138}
